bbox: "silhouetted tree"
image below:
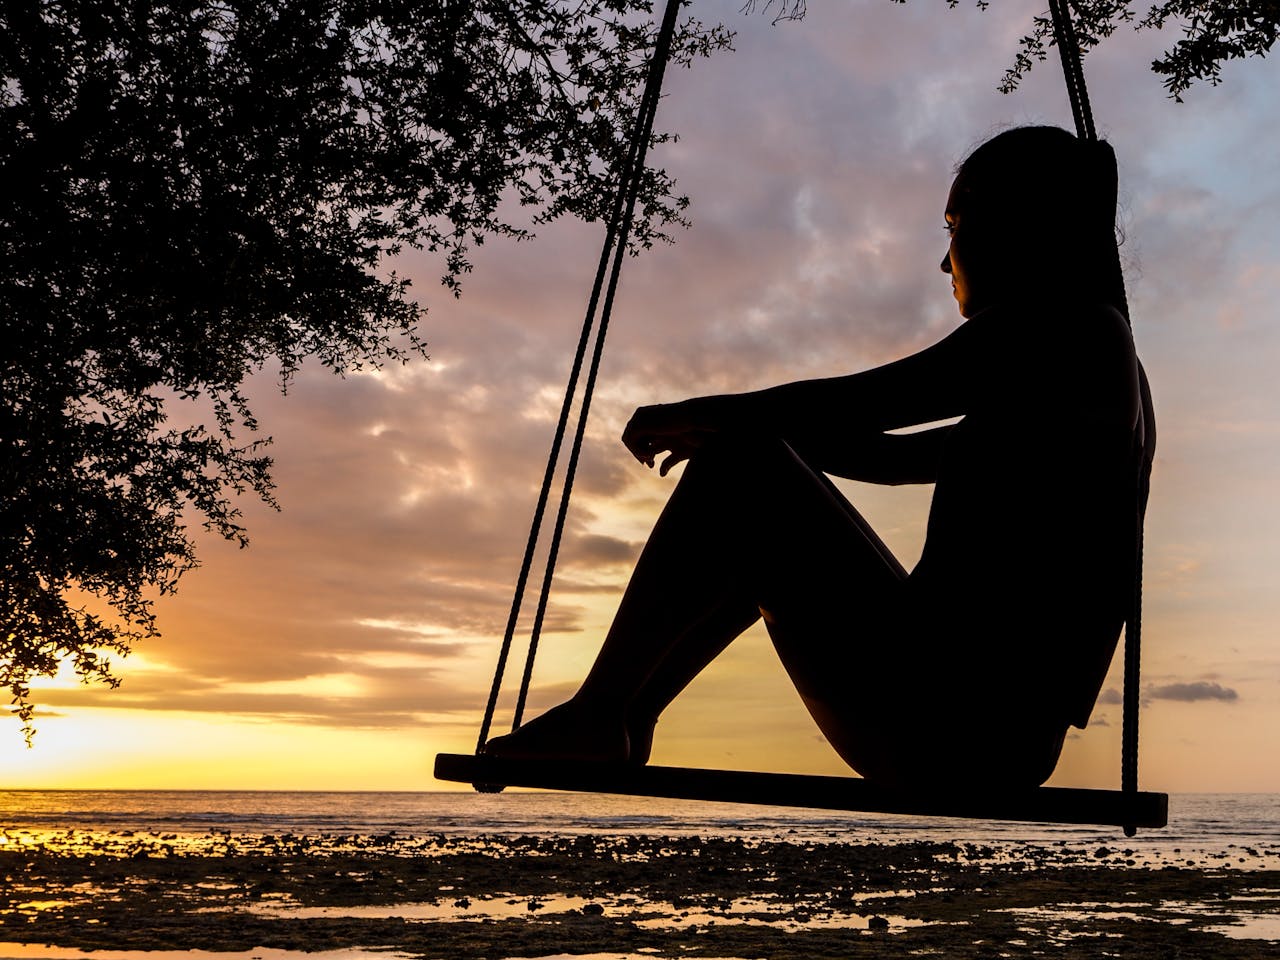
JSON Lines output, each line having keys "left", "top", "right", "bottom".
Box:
{"left": 0, "top": 0, "right": 730, "bottom": 740}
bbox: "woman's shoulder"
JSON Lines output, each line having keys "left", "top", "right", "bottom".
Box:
{"left": 964, "top": 299, "right": 1139, "bottom": 421}
{"left": 969, "top": 298, "right": 1133, "bottom": 347}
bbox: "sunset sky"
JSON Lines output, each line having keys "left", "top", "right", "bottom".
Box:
{"left": 7, "top": 0, "right": 1278, "bottom": 794}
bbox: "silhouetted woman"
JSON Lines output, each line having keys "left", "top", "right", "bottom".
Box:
{"left": 487, "top": 126, "right": 1153, "bottom": 789}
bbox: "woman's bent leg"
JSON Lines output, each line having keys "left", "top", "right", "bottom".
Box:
{"left": 485, "top": 435, "right": 908, "bottom": 763}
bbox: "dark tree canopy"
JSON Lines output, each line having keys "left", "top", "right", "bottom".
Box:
{"left": 0, "top": 0, "right": 730, "bottom": 740}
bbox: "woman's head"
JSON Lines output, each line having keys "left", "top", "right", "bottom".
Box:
{"left": 941, "top": 125, "right": 1124, "bottom": 318}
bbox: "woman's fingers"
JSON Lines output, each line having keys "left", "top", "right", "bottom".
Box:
{"left": 621, "top": 410, "right": 649, "bottom": 460}
{"left": 622, "top": 402, "right": 716, "bottom": 471}
{"left": 658, "top": 450, "right": 689, "bottom": 477}
{"left": 657, "top": 433, "right": 713, "bottom": 476}
{"left": 622, "top": 405, "right": 677, "bottom": 464}
{"left": 623, "top": 426, "right": 657, "bottom": 466}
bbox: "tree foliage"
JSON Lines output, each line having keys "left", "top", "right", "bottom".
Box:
{"left": 758, "top": 1, "right": 1277, "bottom": 99}
{"left": 0, "top": 0, "right": 730, "bottom": 740}
{"left": 997, "top": 0, "right": 1279, "bottom": 98}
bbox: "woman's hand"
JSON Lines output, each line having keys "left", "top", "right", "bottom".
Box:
{"left": 622, "top": 401, "right": 719, "bottom": 476}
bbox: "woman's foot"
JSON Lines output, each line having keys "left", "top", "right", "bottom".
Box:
{"left": 484, "top": 699, "right": 630, "bottom": 763}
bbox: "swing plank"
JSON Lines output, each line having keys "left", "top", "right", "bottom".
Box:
{"left": 434, "top": 753, "right": 1167, "bottom": 829}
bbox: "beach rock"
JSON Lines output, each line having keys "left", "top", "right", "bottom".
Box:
{"left": 581, "top": 902, "right": 605, "bottom": 916}
{"left": 868, "top": 915, "right": 890, "bottom": 930}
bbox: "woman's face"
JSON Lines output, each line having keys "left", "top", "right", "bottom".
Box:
{"left": 940, "top": 173, "right": 998, "bottom": 318}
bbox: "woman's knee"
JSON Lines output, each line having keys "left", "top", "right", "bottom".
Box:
{"left": 685, "top": 433, "right": 811, "bottom": 484}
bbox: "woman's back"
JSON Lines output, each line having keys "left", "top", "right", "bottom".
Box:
{"left": 913, "top": 299, "right": 1143, "bottom": 728}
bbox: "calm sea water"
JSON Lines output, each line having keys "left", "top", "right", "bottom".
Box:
{"left": 1, "top": 789, "right": 1277, "bottom": 852}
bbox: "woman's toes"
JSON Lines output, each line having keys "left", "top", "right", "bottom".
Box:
{"left": 483, "top": 701, "right": 629, "bottom": 763}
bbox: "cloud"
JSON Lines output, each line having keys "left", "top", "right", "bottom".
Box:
{"left": 1097, "top": 687, "right": 1123, "bottom": 706}
{"left": 35, "top": 662, "right": 484, "bottom": 729}
{"left": 1146, "top": 681, "right": 1240, "bottom": 703}
{"left": 560, "top": 533, "right": 642, "bottom": 568}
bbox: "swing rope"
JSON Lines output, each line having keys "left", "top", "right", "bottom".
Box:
{"left": 475, "top": 0, "right": 684, "bottom": 757}
{"left": 1048, "top": 0, "right": 1149, "bottom": 836}
{"left": 1049, "top": 0, "right": 1096, "bottom": 142}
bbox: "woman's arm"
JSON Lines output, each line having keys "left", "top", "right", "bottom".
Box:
{"left": 623, "top": 314, "right": 985, "bottom": 474}
{"left": 790, "top": 425, "right": 954, "bottom": 485}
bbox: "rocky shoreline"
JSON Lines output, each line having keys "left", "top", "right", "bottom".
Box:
{"left": 2, "top": 830, "right": 1278, "bottom": 958}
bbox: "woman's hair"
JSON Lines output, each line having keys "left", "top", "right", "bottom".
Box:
{"left": 955, "top": 125, "right": 1128, "bottom": 319}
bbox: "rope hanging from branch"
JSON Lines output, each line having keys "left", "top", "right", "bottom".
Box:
{"left": 1048, "top": 0, "right": 1096, "bottom": 142}
{"left": 475, "top": 0, "right": 684, "bottom": 760}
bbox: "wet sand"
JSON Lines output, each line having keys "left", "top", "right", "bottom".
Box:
{"left": 2, "top": 829, "right": 1278, "bottom": 959}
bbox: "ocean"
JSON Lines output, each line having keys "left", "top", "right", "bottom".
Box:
{"left": 1, "top": 789, "right": 1277, "bottom": 853}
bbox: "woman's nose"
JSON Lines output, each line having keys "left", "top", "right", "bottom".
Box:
{"left": 940, "top": 251, "right": 952, "bottom": 274}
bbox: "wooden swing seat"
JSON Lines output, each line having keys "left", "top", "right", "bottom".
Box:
{"left": 434, "top": 753, "right": 1168, "bottom": 829}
